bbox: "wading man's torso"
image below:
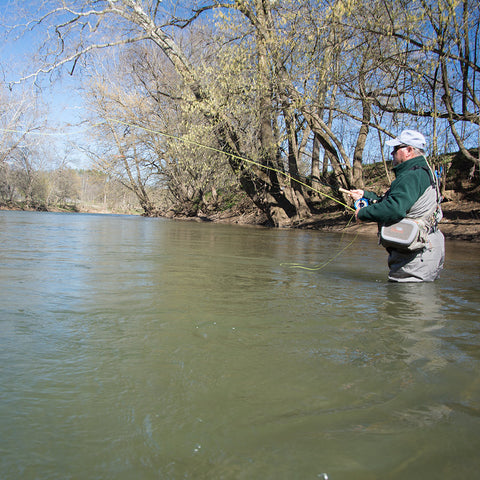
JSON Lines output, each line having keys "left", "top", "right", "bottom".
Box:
{"left": 358, "top": 155, "right": 445, "bottom": 282}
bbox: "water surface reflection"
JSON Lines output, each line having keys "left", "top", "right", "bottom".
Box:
{"left": 0, "top": 211, "right": 479, "bottom": 480}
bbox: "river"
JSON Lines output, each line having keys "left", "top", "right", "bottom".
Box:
{"left": 1, "top": 210, "right": 479, "bottom": 480}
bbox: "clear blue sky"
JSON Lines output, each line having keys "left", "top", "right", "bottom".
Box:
{"left": 0, "top": 0, "right": 91, "bottom": 168}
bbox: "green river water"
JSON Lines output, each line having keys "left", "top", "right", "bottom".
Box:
{"left": 1, "top": 210, "right": 479, "bottom": 479}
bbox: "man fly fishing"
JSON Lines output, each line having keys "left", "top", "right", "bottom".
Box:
{"left": 343, "top": 130, "right": 445, "bottom": 282}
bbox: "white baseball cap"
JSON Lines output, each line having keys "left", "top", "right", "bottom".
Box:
{"left": 386, "top": 129, "right": 426, "bottom": 150}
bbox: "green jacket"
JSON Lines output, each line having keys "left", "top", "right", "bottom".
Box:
{"left": 358, "top": 156, "right": 434, "bottom": 224}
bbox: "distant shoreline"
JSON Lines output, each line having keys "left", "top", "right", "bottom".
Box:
{"left": 2, "top": 200, "right": 479, "bottom": 242}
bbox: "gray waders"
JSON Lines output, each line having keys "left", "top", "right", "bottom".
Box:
{"left": 385, "top": 184, "right": 445, "bottom": 282}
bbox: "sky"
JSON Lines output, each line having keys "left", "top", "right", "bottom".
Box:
{"left": 0, "top": 0, "right": 93, "bottom": 168}
{"left": 1, "top": 0, "right": 478, "bottom": 170}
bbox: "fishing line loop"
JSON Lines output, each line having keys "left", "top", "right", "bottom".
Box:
{"left": 2, "top": 118, "right": 360, "bottom": 271}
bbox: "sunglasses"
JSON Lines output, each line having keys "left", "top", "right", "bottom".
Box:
{"left": 392, "top": 145, "right": 409, "bottom": 154}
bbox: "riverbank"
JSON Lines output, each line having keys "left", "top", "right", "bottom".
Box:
{"left": 297, "top": 199, "right": 480, "bottom": 242}
{"left": 203, "top": 151, "right": 480, "bottom": 242}
{"left": 207, "top": 198, "right": 480, "bottom": 242}
{"left": 2, "top": 196, "right": 479, "bottom": 242}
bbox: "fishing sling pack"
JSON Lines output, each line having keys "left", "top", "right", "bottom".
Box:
{"left": 380, "top": 218, "right": 424, "bottom": 251}
{"left": 379, "top": 164, "right": 441, "bottom": 252}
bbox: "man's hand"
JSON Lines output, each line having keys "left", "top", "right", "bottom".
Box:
{"left": 348, "top": 189, "right": 364, "bottom": 201}
{"left": 339, "top": 187, "right": 364, "bottom": 201}
{"left": 355, "top": 208, "right": 362, "bottom": 222}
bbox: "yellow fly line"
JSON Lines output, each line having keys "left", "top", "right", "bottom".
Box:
{"left": 280, "top": 215, "right": 359, "bottom": 272}
{"left": 108, "top": 119, "right": 360, "bottom": 272}
{"left": 1, "top": 119, "right": 360, "bottom": 272}
{"left": 105, "top": 118, "right": 356, "bottom": 213}
{"left": 0, "top": 119, "right": 355, "bottom": 211}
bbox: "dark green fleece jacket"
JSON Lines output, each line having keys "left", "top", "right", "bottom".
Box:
{"left": 357, "top": 156, "right": 434, "bottom": 224}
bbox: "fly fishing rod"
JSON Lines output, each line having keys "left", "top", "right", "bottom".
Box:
{"left": 105, "top": 118, "right": 356, "bottom": 213}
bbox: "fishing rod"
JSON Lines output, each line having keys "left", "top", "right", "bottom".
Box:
{"left": 105, "top": 118, "right": 356, "bottom": 213}
{"left": 0, "top": 121, "right": 356, "bottom": 211}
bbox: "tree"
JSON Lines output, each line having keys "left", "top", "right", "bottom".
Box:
{"left": 7, "top": 0, "right": 478, "bottom": 224}
{"left": 0, "top": 84, "right": 50, "bottom": 207}
{"left": 7, "top": 1, "right": 329, "bottom": 225}
{"left": 82, "top": 41, "right": 236, "bottom": 216}
{"left": 338, "top": 0, "right": 479, "bottom": 168}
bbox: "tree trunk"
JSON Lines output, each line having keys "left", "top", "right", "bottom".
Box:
{"left": 308, "top": 133, "right": 319, "bottom": 193}
{"left": 352, "top": 97, "right": 371, "bottom": 188}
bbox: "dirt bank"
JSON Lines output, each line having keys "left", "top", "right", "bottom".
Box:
{"left": 207, "top": 150, "right": 480, "bottom": 242}
{"left": 208, "top": 198, "right": 480, "bottom": 242}
{"left": 3, "top": 195, "right": 479, "bottom": 242}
